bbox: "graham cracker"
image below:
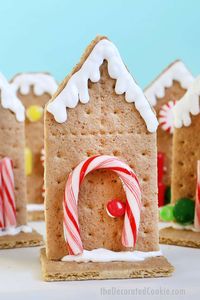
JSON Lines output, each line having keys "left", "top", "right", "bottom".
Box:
{"left": 145, "top": 75, "right": 187, "bottom": 187}
{"left": 160, "top": 227, "right": 200, "bottom": 248}
{"left": 0, "top": 105, "right": 26, "bottom": 225}
{"left": 171, "top": 114, "right": 200, "bottom": 203}
{"left": 14, "top": 84, "right": 51, "bottom": 208}
{"left": 44, "top": 35, "right": 159, "bottom": 262}
{"left": 0, "top": 230, "right": 43, "bottom": 249}
{"left": 160, "top": 114, "right": 200, "bottom": 247}
{"left": 27, "top": 210, "right": 44, "bottom": 221}
{"left": 40, "top": 248, "right": 174, "bottom": 281}
{"left": 0, "top": 91, "right": 43, "bottom": 248}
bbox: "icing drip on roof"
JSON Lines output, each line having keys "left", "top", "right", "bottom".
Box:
{"left": 0, "top": 73, "right": 25, "bottom": 122}
{"left": 47, "top": 39, "right": 158, "bottom": 133}
{"left": 145, "top": 61, "right": 194, "bottom": 106}
{"left": 11, "top": 73, "right": 58, "bottom": 96}
{"left": 173, "top": 76, "right": 200, "bottom": 128}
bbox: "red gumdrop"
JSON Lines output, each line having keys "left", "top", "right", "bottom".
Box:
{"left": 158, "top": 182, "right": 166, "bottom": 207}
{"left": 106, "top": 199, "right": 126, "bottom": 218}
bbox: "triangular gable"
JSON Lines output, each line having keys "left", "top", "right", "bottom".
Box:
{"left": 173, "top": 76, "right": 200, "bottom": 128}
{"left": 145, "top": 60, "right": 194, "bottom": 106}
{"left": 11, "top": 73, "right": 58, "bottom": 96}
{"left": 47, "top": 37, "right": 158, "bottom": 133}
{"left": 0, "top": 73, "right": 24, "bottom": 122}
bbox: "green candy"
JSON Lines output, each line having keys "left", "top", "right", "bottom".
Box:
{"left": 160, "top": 205, "right": 174, "bottom": 222}
{"left": 173, "top": 198, "right": 195, "bottom": 225}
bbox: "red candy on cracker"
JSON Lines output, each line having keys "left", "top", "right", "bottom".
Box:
{"left": 106, "top": 199, "right": 126, "bottom": 218}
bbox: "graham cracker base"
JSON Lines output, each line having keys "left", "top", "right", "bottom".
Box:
{"left": 159, "top": 227, "right": 200, "bottom": 248}
{"left": 28, "top": 210, "right": 44, "bottom": 222}
{"left": 0, "top": 229, "right": 43, "bottom": 249}
{"left": 40, "top": 248, "right": 174, "bottom": 281}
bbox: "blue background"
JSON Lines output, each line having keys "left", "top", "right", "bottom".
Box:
{"left": 0, "top": 0, "right": 199, "bottom": 88}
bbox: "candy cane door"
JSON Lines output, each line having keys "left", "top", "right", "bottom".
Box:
{"left": 63, "top": 156, "right": 141, "bottom": 255}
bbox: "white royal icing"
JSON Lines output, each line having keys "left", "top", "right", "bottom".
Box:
{"left": 27, "top": 203, "right": 44, "bottom": 212}
{"left": 47, "top": 39, "right": 158, "bottom": 133}
{"left": 145, "top": 60, "right": 194, "bottom": 106}
{"left": 0, "top": 73, "right": 25, "bottom": 122}
{"left": 0, "top": 225, "right": 32, "bottom": 237}
{"left": 173, "top": 76, "right": 200, "bottom": 128}
{"left": 168, "top": 222, "right": 200, "bottom": 232}
{"left": 62, "top": 248, "right": 162, "bottom": 263}
{"left": 11, "top": 73, "right": 58, "bottom": 96}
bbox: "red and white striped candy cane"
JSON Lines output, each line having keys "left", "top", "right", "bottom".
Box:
{"left": 40, "top": 148, "right": 45, "bottom": 198}
{"left": 194, "top": 160, "right": 200, "bottom": 230}
{"left": 40, "top": 148, "right": 45, "bottom": 168}
{"left": 0, "top": 161, "right": 4, "bottom": 229}
{"left": 0, "top": 157, "right": 17, "bottom": 229}
{"left": 63, "top": 155, "right": 142, "bottom": 255}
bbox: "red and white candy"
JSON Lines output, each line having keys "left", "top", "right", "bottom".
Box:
{"left": 0, "top": 163, "right": 4, "bottom": 229}
{"left": 158, "top": 100, "right": 177, "bottom": 134}
{"left": 0, "top": 157, "right": 17, "bottom": 229}
{"left": 40, "top": 148, "right": 45, "bottom": 168}
{"left": 194, "top": 160, "right": 200, "bottom": 230}
{"left": 63, "top": 155, "right": 142, "bottom": 255}
{"left": 40, "top": 147, "right": 45, "bottom": 198}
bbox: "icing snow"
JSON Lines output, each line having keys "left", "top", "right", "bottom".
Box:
{"left": 11, "top": 73, "right": 58, "bottom": 96}
{"left": 166, "top": 222, "right": 200, "bottom": 232}
{"left": 173, "top": 76, "right": 200, "bottom": 128}
{"left": 0, "top": 73, "right": 25, "bottom": 122}
{"left": 145, "top": 60, "right": 194, "bottom": 106}
{"left": 27, "top": 203, "right": 44, "bottom": 212}
{"left": 62, "top": 248, "right": 162, "bottom": 263}
{"left": 47, "top": 39, "right": 158, "bottom": 133}
{"left": 0, "top": 225, "right": 32, "bottom": 237}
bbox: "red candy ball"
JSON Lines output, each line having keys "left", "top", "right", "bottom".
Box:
{"left": 106, "top": 199, "right": 126, "bottom": 218}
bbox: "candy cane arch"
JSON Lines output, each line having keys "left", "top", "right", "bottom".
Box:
{"left": 40, "top": 148, "right": 45, "bottom": 198}
{"left": 0, "top": 161, "right": 4, "bottom": 229}
{"left": 194, "top": 160, "right": 200, "bottom": 230}
{"left": 63, "top": 155, "right": 142, "bottom": 255}
{"left": 0, "top": 157, "right": 17, "bottom": 229}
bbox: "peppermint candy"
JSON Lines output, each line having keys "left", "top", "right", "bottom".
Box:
{"left": 158, "top": 100, "right": 177, "bottom": 134}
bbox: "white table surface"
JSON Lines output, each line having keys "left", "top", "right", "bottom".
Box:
{"left": 0, "top": 222, "right": 200, "bottom": 300}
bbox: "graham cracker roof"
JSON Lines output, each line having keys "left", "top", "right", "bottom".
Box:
{"left": 11, "top": 73, "right": 58, "bottom": 96}
{"left": 145, "top": 60, "right": 194, "bottom": 106}
{"left": 0, "top": 72, "right": 25, "bottom": 122}
{"left": 47, "top": 36, "right": 158, "bottom": 133}
{"left": 173, "top": 75, "right": 200, "bottom": 128}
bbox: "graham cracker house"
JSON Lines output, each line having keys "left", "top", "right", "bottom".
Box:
{"left": 160, "top": 76, "right": 200, "bottom": 248}
{"left": 41, "top": 36, "right": 173, "bottom": 281}
{"left": 10, "top": 73, "right": 58, "bottom": 221}
{"left": 0, "top": 72, "right": 42, "bottom": 248}
{"left": 145, "top": 61, "right": 194, "bottom": 206}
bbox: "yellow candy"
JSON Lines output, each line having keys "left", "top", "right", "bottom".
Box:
{"left": 26, "top": 105, "right": 43, "bottom": 122}
{"left": 25, "top": 147, "right": 32, "bottom": 176}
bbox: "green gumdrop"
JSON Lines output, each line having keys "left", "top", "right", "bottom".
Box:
{"left": 164, "top": 186, "right": 171, "bottom": 205}
{"left": 173, "top": 198, "right": 195, "bottom": 224}
{"left": 160, "top": 205, "right": 174, "bottom": 222}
